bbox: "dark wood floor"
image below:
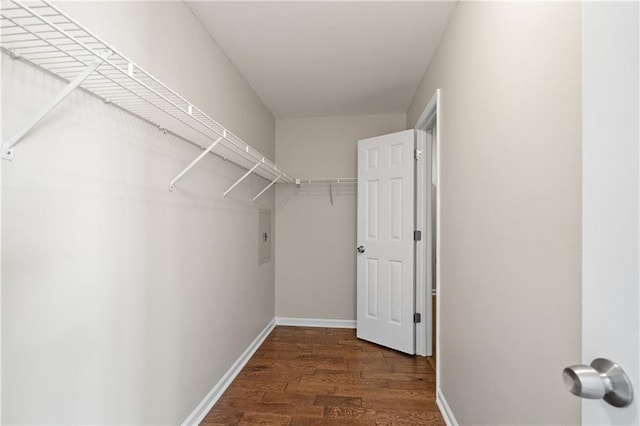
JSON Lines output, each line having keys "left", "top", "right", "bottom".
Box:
{"left": 201, "top": 326, "right": 444, "bottom": 425}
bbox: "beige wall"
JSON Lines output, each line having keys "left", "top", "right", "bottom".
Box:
{"left": 407, "top": 2, "right": 582, "bottom": 424}
{"left": 2, "top": 2, "right": 275, "bottom": 424}
{"left": 275, "top": 114, "right": 405, "bottom": 320}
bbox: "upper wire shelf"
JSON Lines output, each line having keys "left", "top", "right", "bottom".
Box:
{"left": 0, "top": 0, "right": 298, "bottom": 190}
{"left": 0, "top": 0, "right": 358, "bottom": 195}
{"left": 296, "top": 178, "right": 357, "bottom": 185}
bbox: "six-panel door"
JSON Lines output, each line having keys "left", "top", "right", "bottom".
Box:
{"left": 356, "top": 129, "right": 415, "bottom": 354}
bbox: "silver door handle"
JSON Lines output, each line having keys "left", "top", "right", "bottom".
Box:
{"left": 562, "top": 358, "right": 633, "bottom": 407}
{"left": 357, "top": 246, "right": 365, "bottom": 254}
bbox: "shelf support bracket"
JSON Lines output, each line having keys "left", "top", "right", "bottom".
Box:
{"left": 252, "top": 175, "right": 280, "bottom": 202}
{"left": 169, "top": 131, "right": 225, "bottom": 191}
{"left": 2, "top": 50, "right": 111, "bottom": 160}
{"left": 329, "top": 183, "right": 334, "bottom": 206}
{"left": 224, "top": 160, "right": 262, "bottom": 198}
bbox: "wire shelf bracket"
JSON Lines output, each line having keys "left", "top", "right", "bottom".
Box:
{"left": 329, "top": 183, "right": 334, "bottom": 206}
{"left": 169, "top": 132, "right": 224, "bottom": 191}
{"left": 224, "top": 160, "right": 261, "bottom": 198}
{"left": 252, "top": 175, "right": 280, "bottom": 202}
{"left": 2, "top": 49, "right": 111, "bottom": 160}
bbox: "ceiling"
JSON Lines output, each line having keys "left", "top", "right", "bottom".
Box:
{"left": 186, "top": 1, "right": 456, "bottom": 119}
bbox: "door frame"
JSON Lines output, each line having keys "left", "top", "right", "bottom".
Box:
{"left": 414, "top": 90, "right": 440, "bottom": 369}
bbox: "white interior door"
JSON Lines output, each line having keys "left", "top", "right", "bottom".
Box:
{"left": 579, "top": 2, "right": 639, "bottom": 424}
{"left": 356, "top": 129, "right": 415, "bottom": 354}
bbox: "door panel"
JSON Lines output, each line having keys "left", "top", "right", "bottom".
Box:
{"left": 581, "top": 2, "right": 639, "bottom": 424}
{"left": 357, "top": 129, "right": 415, "bottom": 354}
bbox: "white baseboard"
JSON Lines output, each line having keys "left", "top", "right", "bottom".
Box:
{"left": 436, "top": 388, "right": 459, "bottom": 426}
{"left": 275, "top": 317, "right": 356, "bottom": 329}
{"left": 182, "top": 318, "right": 276, "bottom": 426}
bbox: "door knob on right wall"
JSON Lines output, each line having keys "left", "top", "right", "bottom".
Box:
{"left": 563, "top": 358, "right": 633, "bottom": 407}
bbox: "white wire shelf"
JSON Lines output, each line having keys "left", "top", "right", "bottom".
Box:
{"left": 0, "top": 0, "right": 359, "bottom": 195}
{"left": 296, "top": 178, "right": 357, "bottom": 185}
{"left": 295, "top": 178, "right": 357, "bottom": 205}
{"left": 0, "top": 0, "right": 303, "bottom": 195}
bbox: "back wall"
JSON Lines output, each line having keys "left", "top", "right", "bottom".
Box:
{"left": 275, "top": 114, "right": 406, "bottom": 321}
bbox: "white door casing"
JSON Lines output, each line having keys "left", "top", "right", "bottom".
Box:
{"left": 415, "top": 90, "right": 440, "bottom": 358}
{"left": 582, "top": 2, "right": 639, "bottom": 424}
{"left": 357, "top": 129, "right": 415, "bottom": 354}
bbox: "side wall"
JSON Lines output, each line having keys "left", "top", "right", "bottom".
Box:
{"left": 407, "top": 2, "right": 582, "bottom": 424}
{"left": 275, "top": 114, "right": 405, "bottom": 321}
{"left": 2, "top": 2, "right": 275, "bottom": 424}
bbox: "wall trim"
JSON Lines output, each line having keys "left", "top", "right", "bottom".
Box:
{"left": 275, "top": 317, "right": 356, "bottom": 329}
{"left": 414, "top": 88, "right": 440, "bottom": 358}
{"left": 436, "top": 388, "right": 459, "bottom": 426}
{"left": 182, "top": 318, "right": 276, "bottom": 426}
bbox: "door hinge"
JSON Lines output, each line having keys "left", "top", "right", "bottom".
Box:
{"left": 414, "top": 313, "right": 422, "bottom": 323}
{"left": 414, "top": 230, "right": 422, "bottom": 241}
{"left": 415, "top": 149, "right": 423, "bottom": 160}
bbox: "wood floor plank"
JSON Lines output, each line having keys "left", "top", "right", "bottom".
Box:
{"left": 229, "top": 378, "right": 288, "bottom": 393}
{"left": 261, "top": 391, "right": 316, "bottom": 405}
{"left": 360, "top": 395, "right": 440, "bottom": 412}
{"left": 284, "top": 382, "right": 337, "bottom": 395}
{"left": 259, "top": 351, "right": 313, "bottom": 360}
{"left": 387, "top": 377, "right": 437, "bottom": 391}
{"left": 341, "top": 351, "right": 386, "bottom": 360}
{"left": 200, "top": 408, "right": 243, "bottom": 425}
{"left": 237, "top": 412, "right": 291, "bottom": 425}
{"left": 299, "top": 375, "right": 390, "bottom": 388}
{"left": 363, "top": 371, "right": 436, "bottom": 381}
{"left": 200, "top": 326, "right": 445, "bottom": 425}
{"left": 257, "top": 359, "right": 348, "bottom": 372}
{"left": 218, "top": 387, "right": 265, "bottom": 401}
{"left": 392, "top": 363, "right": 434, "bottom": 373}
{"left": 372, "top": 409, "right": 446, "bottom": 425}
{"left": 347, "top": 359, "right": 394, "bottom": 372}
{"left": 215, "top": 399, "right": 324, "bottom": 418}
{"left": 313, "top": 369, "right": 362, "bottom": 379}
{"left": 298, "top": 354, "right": 344, "bottom": 362}
{"left": 334, "top": 386, "right": 435, "bottom": 400}
{"left": 314, "top": 394, "right": 362, "bottom": 407}
{"left": 290, "top": 415, "right": 372, "bottom": 426}
{"left": 322, "top": 406, "right": 376, "bottom": 420}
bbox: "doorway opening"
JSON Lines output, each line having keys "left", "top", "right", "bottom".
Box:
{"left": 354, "top": 90, "right": 440, "bottom": 365}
